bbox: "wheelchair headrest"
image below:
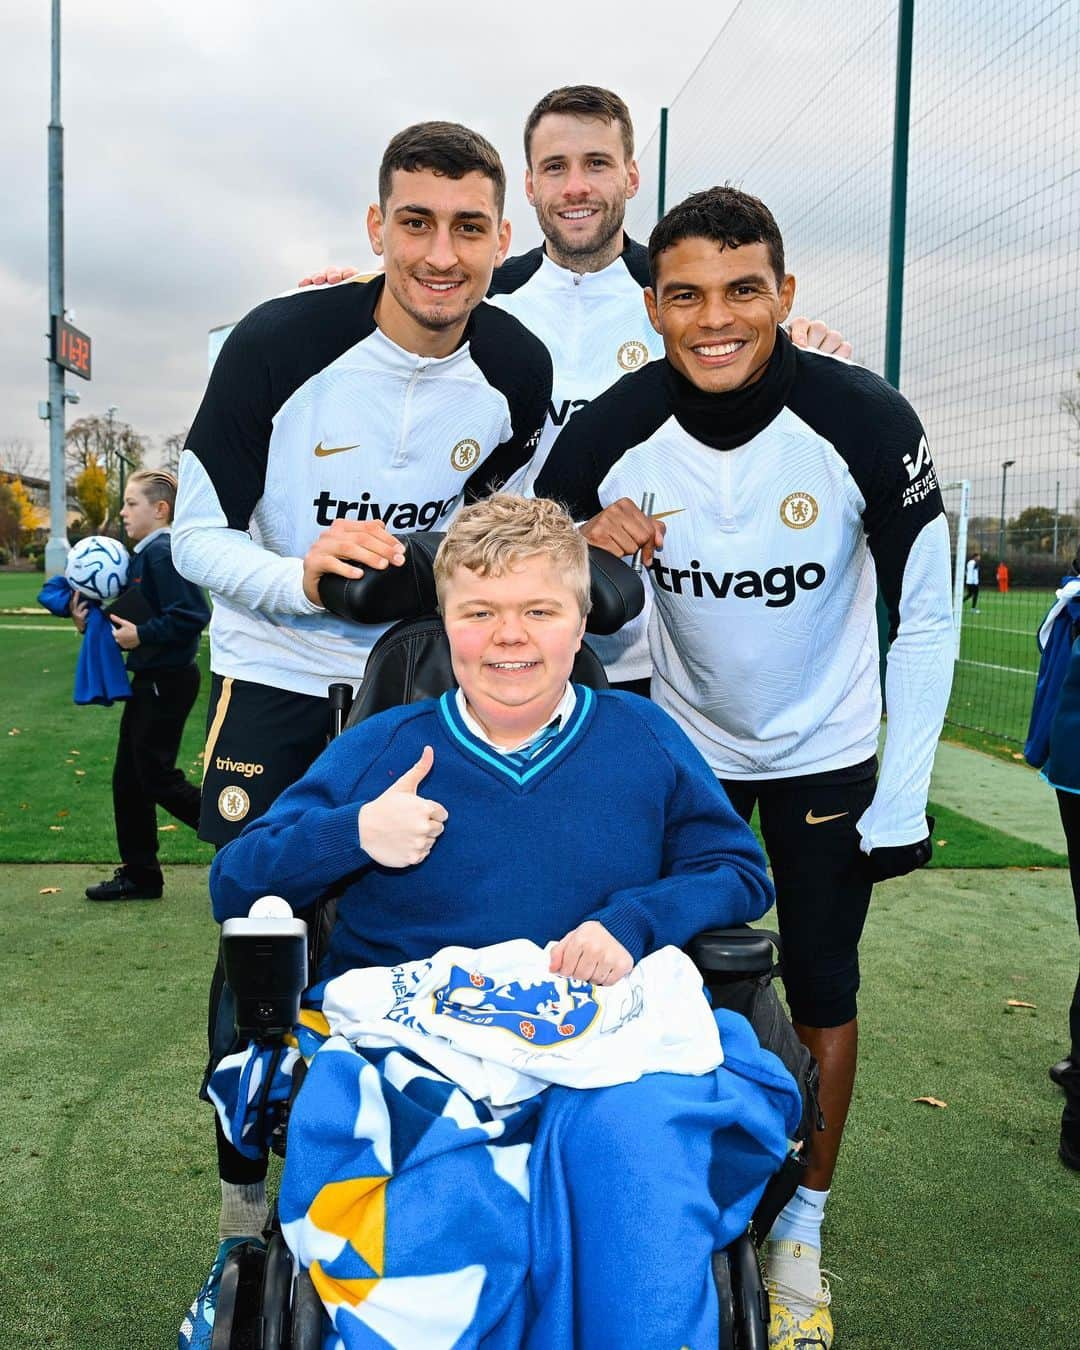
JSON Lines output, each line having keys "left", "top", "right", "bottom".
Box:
{"left": 318, "top": 531, "right": 644, "bottom": 636}
{"left": 344, "top": 614, "right": 610, "bottom": 728}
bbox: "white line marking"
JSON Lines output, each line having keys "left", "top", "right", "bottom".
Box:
{"left": 957, "top": 658, "right": 1036, "bottom": 677}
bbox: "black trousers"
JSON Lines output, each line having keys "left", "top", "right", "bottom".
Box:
{"left": 720, "top": 757, "right": 878, "bottom": 1028}
{"left": 965, "top": 583, "right": 980, "bottom": 608}
{"left": 1056, "top": 790, "right": 1080, "bottom": 1064}
{"left": 113, "top": 665, "right": 202, "bottom": 874}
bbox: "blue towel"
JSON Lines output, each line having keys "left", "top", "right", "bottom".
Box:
{"left": 1024, "top": 576, "right": 1080, "bottom": 769}
{"left": 37, "top": 575, "right": 131, "bottom": 706}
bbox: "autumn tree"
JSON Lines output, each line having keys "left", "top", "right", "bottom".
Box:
{"left": 0, "top": 480, "right": 20, "bottom": 557}
{"left": 65, "top": 414, "right": 147, "bottom": 522}
{"left": 74, "top": 456, "right": 110, "bottom": 531}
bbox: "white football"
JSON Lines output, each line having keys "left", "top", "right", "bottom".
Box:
{"left": 65, "top": 534, "right": 130, "bottom": 601}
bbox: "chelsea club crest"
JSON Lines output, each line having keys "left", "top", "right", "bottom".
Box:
{"left": 433, "top": 966, "right": 600, "bottom": 1045}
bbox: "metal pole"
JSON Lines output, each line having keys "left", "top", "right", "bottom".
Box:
{"left": 1054, "top": 479, "right": 1061, "bottom": 558}
{"left": 657, "top": 107, "right": 669, "bottom": 222}
{"left": 44, "top": 0, "right": 68, "bottom": 576}
{"left": 997, "top": 459, "right": 1014, "bottom": 561}
{"left": 883, "top": 0, "right": 914, "bottom": 388}
{"left": 943, "top": 480, "right": 970, "bottom": 659}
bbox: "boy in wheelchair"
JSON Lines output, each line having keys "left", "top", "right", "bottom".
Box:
{"left": 204, "top": 495, "right": 803, "bottom": 1348}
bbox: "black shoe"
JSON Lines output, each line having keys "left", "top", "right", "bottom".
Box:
{"left": 1050, "top": 1057, "right": 1078, "bottom": 1088}
{"left": 85, "top": 868, "right": 163, "bottom": 902}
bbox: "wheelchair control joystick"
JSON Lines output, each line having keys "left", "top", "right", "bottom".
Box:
{"left": 221, "top": 896, "right": 309, "bottom": 1042}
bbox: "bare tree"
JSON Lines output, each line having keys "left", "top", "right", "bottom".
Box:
{"left": 161, "top": 428, "right": 189, "bottom": 474}
{"left": 0, "top": 438, "right": 40, "bottom": 478}
{"left": 1062, "top": 371, "right": 1080, "bottom": 448}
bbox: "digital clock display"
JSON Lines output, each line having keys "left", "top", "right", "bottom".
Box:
{"left": 52, "top": 317, "right": 92, "bottom": 380}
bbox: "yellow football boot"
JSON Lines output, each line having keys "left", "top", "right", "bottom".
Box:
{"left": 764, "top": 1239, "right": 834, "bottom": 1349}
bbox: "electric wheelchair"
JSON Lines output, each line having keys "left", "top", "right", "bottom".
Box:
{"left": 207, "top": 534, "right": 822, "bottom": 1350}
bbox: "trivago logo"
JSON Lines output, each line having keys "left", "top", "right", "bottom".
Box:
{"left": 313, "top": 490, "right": 460, "bottom": 528}
{"left": 650, "top": 556, "right": 826, "bottom": 607}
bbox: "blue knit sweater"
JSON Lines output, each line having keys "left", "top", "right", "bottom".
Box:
{"left": 211, "top": 689, "right": 774, "bottom": 979}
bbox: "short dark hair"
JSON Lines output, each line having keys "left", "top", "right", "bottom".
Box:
{"left": 378, "top": 121, "right": 506, "bottom": 218}
{"left": 523, "top": 85, "right": 634, "bottom": 167}
{"left": 647, "top": 185, "right": 787, "bottom": 287}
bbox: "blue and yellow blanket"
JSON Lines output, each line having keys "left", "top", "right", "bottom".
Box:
{"left": 210, "top": 1005, "right": 800, "bottom": 1349}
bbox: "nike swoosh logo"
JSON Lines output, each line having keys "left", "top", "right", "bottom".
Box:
{"left": 314, "top": 441, "right": 361, "bottom": 458}
{"left": 652, "top": 508, "right": 685, "bottom": 520}
{"left": 805, "top": 810, "right": 848, "bottom": 825}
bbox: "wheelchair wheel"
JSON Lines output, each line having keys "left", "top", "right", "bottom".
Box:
{"left": 290, "top": 1268, "right": 325, "bottom": 1350}
{"left": 210, "top": 1242, "right": 266, "bottom": 1350}
{"left": 258, "top": 1232, "right": 293, "bottom": 1350}
{"left": 729, "top": 1232, "right": 770, "bottom": 1350}
{"left": 712, "top": 1250, "right": 737, "bottom": 1349}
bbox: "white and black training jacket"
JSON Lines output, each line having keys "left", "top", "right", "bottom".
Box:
{"left": 535, "top": 329, "right": 954, "bottom": 850}
{"left": 488, "top": 237, "right": 662, "bottom": 681}
{"left": 174, "top": 276, "right": 551, "bottom": 697}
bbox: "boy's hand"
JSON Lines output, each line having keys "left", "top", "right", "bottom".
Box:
{"left": 549, "top": 921, "right": 633, "bottom": 986}
{"left": 109, "top": 614, "right": 140, "bottom": 649}
{"left": 70, "top": 592, "right": 88, "bottom": 634}
{"left": 302, "top": 519, "right": 407, "bottom": 606}
{"left": 358, "top": 745, "right": 448, "bottom": 868}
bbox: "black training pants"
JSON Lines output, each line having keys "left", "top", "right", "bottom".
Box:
{"left": 113, "top": 665, "right": 202, "bottom": 873}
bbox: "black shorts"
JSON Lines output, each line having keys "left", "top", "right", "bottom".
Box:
{"left": 199, "top": 674, "right": 332, "bottom": 847}
{"left": 720, "top": 756, "right": 877, "bottom": 1029}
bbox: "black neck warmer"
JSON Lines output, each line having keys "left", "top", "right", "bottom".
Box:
{"left": 663, "top": 327, "right": 797, "bottom": 451}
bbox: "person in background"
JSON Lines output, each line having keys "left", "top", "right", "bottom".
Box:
{"left": 996, "top": 559, "right": 1009, "bottom": 593}
{"left": 964, "top": 550, "right": 981, "bottom": 610}
{"left": 75, "top": 470, "right": 209, "bottom": 901}
{"left": 1025, "top": 551, "right": 1080, "bottom": 1170}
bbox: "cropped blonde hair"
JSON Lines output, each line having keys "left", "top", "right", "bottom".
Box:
{"left": 128, "top": 469, "right": 178, "bottom": 520}
{"left": 434, "top": 494, "right": 592, "bottom": 617}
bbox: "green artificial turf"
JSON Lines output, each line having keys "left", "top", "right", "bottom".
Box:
{"left": 0, "top": 863, "right": 1075, "bottom": 1348}
{"left": 0, "top": 621, "right": 214, "bottom": 865}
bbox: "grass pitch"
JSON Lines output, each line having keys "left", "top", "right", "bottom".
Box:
{"left": 0, "top": 863, "right": 1076, "bottom": 1348}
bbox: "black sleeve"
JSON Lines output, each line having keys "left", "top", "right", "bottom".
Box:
{"left": 184, "top": 281, "right": 380, "bottom": 529}
{"left": 184, "top": 304, "right": 277, "bottom": 530}
{"left": 136, "top": 541, "right": 212, "bottom": 647}
{"left": 787, "top": 354, "right": 945, "bottom": 639}
{"left": 464, "top": 304, "right": 554, "bottom": 500}
{"left": 534, "top": 361, "right": 672, "bottom": 517}
{"left": 486, "top": 245, "right": 545, "bottom": 297}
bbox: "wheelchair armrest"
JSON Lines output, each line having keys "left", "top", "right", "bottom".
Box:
{"left": 686, "top": 926, "right": 779, "bottom": 978}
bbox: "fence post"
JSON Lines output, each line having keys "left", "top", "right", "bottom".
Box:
{"left": 657, "top": 106, "right": 669, "bottom": 221}
{"left": 884, "top": 0, "right": 914, "bottom": 388}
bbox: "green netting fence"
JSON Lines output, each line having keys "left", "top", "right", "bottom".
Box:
{"left": 627, "top": 0, "right": 1080, "bottom": 744}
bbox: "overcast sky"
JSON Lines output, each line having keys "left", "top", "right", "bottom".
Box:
{"left": 1, "top": 0, "right": 738, "bottom": 470}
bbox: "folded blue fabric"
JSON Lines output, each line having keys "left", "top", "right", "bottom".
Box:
{"left": 37, "top": 575, "right": 131, "bottom": 706}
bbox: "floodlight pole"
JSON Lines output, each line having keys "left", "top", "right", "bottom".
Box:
{"left": 44, "top": 0, "right": 69, "bottom": 576}
{"left": 998, "top": 458, "right": 1015, "bottom": 561}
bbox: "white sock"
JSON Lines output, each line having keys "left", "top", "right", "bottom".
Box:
{"left": 768, "top": 1184, "right": 829, "bottom": 1249}
{"left": 218, "top": 1179, "right": 267, "bottom": 1242}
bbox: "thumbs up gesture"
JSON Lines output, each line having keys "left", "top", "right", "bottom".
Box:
{"left": 358, "top": 745, "right": 449, "bottom": 868}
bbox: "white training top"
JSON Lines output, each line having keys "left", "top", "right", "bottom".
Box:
{"left": 488, "top": 240, "right": 664, "bottom": 682}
